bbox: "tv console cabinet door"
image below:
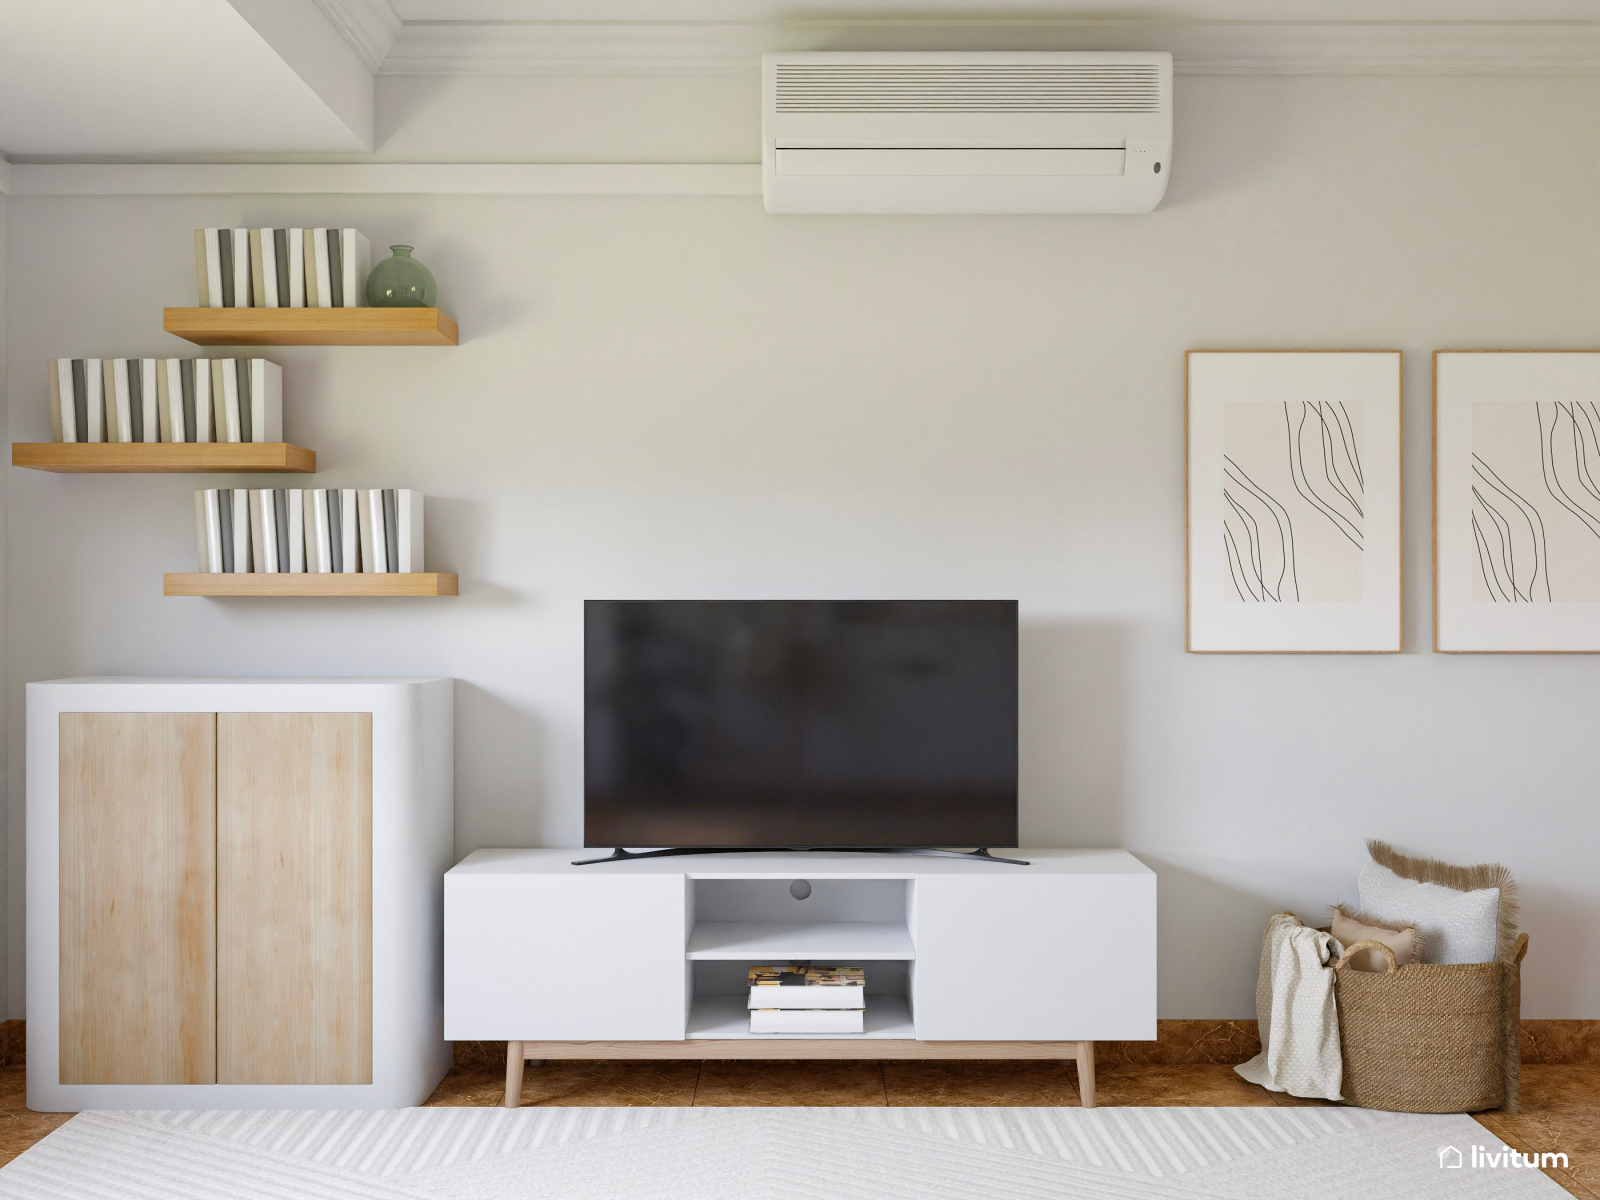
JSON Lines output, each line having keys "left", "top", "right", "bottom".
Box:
{"left": 216, "top": 712, "right": 373, "bottom": 1085}
{"left": 912, "top": 874, "right": 1157, "bottom": 1041}
{"left": 58, "top": 712, "right": 218, "bottom": 1085}
{"left": 446, "top": 874, "right": 687, "bottom": 1041}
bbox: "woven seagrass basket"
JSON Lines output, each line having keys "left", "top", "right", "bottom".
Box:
{"left": 1333, "top": 933, "right": 1528, "bottom": 1114}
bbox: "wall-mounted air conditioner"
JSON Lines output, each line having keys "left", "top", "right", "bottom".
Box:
{"left": 762, "top": 51, "right": 1172, "bottom": 215}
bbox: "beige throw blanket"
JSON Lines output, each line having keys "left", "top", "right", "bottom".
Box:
{"left": 1235, "top": 912, "right": 1343, "bottom": 1101}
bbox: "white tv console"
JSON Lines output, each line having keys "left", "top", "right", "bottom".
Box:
{"left": 444, "top": 848, "right": 1155, "bottom": 1109}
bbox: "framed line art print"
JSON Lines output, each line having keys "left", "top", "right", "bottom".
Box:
{"left": 1435, "top": 351, "right": 1600, "bottom": 652}
{"left": 1187, "top": 351, "right": 1402, "bottom": 653}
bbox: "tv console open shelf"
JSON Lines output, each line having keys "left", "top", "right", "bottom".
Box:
{"left": 687, "top": 993, "right": 914, "bottom": 1040}
{"left": 685, "top": 921, "right": 914, "bottom": 960}
{"left": 445, "top": 849, "right": 1157, "bottom": 1110}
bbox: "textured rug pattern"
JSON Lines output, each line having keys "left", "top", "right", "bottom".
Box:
{"left": 0, "top": 1105, "right": 1568, "bottom": 1199}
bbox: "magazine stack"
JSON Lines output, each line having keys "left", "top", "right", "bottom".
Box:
{"left": 747, "top": 966, "right": 865, "bottom": 1034}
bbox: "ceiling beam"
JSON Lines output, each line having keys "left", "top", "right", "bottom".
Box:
{"left": 378, "top": 20, "right": 1600, "bottom": 76}
{"left": 225, "top": 0, "right": 375, "bottom": 148}
{"left": 6, "top": 161, "right": 760, "bottom": 196}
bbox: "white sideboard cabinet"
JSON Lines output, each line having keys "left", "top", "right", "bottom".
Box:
{"left": 27, "top": 677, "right": 455, "bottom": 1111}
{"left": 445, "top": 848, "right": 1156, "bottom": 1108}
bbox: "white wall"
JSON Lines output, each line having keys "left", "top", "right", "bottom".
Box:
{"left": 6, "top": 74, "right": 1599, "bottom": 1020}
{"left": 0, "top": 185, "right": 8, "bottom": 1016}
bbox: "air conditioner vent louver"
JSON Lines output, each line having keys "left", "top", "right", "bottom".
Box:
{"left": 774, "top": 63, "right": 1162, "bottom": 115}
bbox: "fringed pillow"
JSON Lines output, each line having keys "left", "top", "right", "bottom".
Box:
{"left": 1356, "top": 840, "right": 1518, "bottom": 966}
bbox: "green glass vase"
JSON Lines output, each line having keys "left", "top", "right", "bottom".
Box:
{"left": 366, "top": 245, "right": 437, "bottom": 308}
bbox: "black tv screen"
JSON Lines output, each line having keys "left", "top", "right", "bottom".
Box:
{"left": 584, "top": 600, "right": 1018, "bottom": 848}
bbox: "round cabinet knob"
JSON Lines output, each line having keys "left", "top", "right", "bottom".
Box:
{"left": 790, "top": 879, "right": 812, "bottom": 901}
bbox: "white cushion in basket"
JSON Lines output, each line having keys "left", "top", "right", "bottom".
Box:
{"left": 1357, "top": 862, "right": 1499, "bottom": 965}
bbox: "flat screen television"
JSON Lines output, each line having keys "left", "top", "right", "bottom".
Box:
{"left": 584, "top": 599, "right": 1018, "bottom": 850}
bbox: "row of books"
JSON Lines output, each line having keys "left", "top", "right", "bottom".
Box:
{"left": 48, "top": 358, "right": 282, "bottom": 444}
{"left": 747, "top": 966, "right": 865, "bottom": 1035}
{"left": 195, "top": 488, "right": 423, "bottom": 575}
{"left": 194, "top": 228, "right": 370, "bottom": 308}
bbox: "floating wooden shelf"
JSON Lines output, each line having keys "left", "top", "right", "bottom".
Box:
{"left": 14, "top": 442, "right": 315, "bottom": 473}
{"left": 163, "top": 307, "right": 458, "bottom": 346}
{"left": 165, "top": 573, "right": 458, "bottom": 597}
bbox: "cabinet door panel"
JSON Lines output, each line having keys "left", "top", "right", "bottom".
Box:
{"left": 59, "top": 712, "right": 217, "bottom": 1084}
{"left": 217, "top": 712, "right": 372, "bottom": 1085}
{"left": 445, "top": 874, "right": 688, "bottom": 1040}
{"left": 912, "top": 874, "right": 1156, "bottom": 1041}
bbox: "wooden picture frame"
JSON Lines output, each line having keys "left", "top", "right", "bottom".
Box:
{"left": 1187, "top": 351, "right": 1403, "bottom": 653}
{"left": 1435, "top": 351, "right": 1600, "bottom": 652}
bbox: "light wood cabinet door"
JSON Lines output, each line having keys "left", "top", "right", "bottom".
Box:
{"left": 59, "top": 713, "right": 217, "bottom": 1084}
{"left": 216, "top": 712, "right": 372, "bottom": 1085}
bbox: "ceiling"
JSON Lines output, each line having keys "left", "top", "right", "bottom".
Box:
{"left": 1, "top": 0, "right": 1595, "bottom": 160}
{"left": 0, "top": 0, "right": 372, "bottom": 157}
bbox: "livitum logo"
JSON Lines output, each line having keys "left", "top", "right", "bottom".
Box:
{"left": 1437, "top": 1144, "right": 1569, "bottom": 1170}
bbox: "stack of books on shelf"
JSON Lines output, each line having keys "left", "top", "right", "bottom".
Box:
{"left": 195, "top": 488, "right": 423, "bottom": 574}
{"left": 47, "top": 358, "right": 281, "bottom": 443}
{"left": 194, "top": 228, "right": 370, "bottom": 308}
{"left": 747, "top": 966, "right": 866, "bottom": 1034}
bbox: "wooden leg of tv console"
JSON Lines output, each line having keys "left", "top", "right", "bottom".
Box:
{"left": 505, "top": 1044, "right": 547, "bottom": 1108}
{"left": 501, "top": 1039, "right": 1098, "bottom": 1109}
{"left": 505, "top": 1041, "right": 524, "bottom": 1108}
{"left": 1076, "top": 1040, "right": 1096, "bottom": 1108}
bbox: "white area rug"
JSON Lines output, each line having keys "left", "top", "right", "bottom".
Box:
{"left": 0, "top": 1106, "right": 1569, "bottom": 1199}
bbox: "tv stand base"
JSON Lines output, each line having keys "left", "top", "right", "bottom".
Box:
{"left": 572, "top": 846, "right": 1030, "bottom": 866}
{"left": 446, "top": 850, "right": 1153, "bottom": 1110}
{"left": 503, "top": 1038, "right": 1095, "bottom": 1108}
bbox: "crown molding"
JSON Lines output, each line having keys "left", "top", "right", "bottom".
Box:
{"left": 379, "top": 20, "right": 1600, "bottom": 76}
{"left": 315, "top": 0, "right": 402, "bottom": 74}
{"left": 5, "top": 162, "right": 761, "bottom": 196}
